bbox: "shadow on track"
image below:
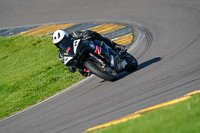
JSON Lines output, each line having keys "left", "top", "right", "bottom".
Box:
{"left": 137, "top": 57, "right": 162, "bottom": 71}
{"left": 100, "top": 57, "right": 162, "bottom": 82}
{"left": 116, "top": 57, "right": 162, "bottom": 81}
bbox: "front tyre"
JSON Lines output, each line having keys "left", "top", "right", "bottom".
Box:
{"left": 124, "top": 53, "right": 138, "bottom": 72}
{"left": 84, "top": 59, "right": 118, "bottom": 81}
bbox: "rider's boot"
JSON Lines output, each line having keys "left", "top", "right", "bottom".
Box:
{"left": 114, "top": 43, "right": 127, "bottom": 51}
{"left": 78, "top": 69, "right": 91, "bottom": 77}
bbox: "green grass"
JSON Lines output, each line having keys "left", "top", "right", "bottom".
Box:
{"left": 87, "top": 94, "right": 200, "bottom": 133}
{"left": 0, "top": 35, "right": 84, "bottom": 120}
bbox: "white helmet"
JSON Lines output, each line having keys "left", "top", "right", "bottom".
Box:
{"left": 52, "top": 29, "right": 69, "bottom": 45}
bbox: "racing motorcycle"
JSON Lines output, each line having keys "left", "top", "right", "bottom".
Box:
{"left": 60, "top": 37, "right": 138, "bottom": 81}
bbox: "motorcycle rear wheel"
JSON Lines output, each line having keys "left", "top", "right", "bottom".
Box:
{"left": 124, "top": 53, "right": 138, "bottom": 72}
{"left": 84, "top": 59, "right": 118, "bottom": 81}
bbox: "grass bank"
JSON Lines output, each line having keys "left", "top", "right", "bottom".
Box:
{"left": 0, "top": 35, "right": 84, "bottom": 120}
{"left": 87, "top": 93, "right": 200, "bottom": 133}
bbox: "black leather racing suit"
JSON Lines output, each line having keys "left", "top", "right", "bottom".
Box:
{"left": 58, "top": 30, "right": 124, "bottom": 76}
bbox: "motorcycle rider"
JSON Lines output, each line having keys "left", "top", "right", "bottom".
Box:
{"left": 52, "top": 29, "right": 126, "bottom": 77}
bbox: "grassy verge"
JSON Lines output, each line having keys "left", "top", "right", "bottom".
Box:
{"left": 87, "top": 94, "right": 200, "bottom": 133}
{"left": 0, "top": 35, "right": 85, "bottom": 120}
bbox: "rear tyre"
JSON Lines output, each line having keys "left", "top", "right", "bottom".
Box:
{"left": 84, "top": 59, "right": 118, "bottom": 81}
{"left": 124, "top": 53, "right": 138, "bottom": 72}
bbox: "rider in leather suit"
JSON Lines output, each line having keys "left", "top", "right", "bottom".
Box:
{"left": 53, "top": 30, "right": 126, "bottom": 77}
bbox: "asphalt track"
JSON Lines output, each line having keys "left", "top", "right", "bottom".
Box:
{"left": 0, "top": 0, "right": 200, "bottom": 133}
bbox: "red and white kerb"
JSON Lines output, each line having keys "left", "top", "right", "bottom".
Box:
{"left": 94, "top": 46, "right": 101, "bottom": 54}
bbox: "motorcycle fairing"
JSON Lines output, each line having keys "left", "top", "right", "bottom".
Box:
{"left": 94, "top": 45, "right": 101, "bottom": 54}
{"left": 64, "top": 56, "right": 73, "bottom": 65}
{"left": 59, "top": 37, "right": 84, "bottom": 66}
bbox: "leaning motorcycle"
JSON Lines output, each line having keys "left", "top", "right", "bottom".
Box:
{"left": 59, "top": 37, "right": 138, "bottom": 81}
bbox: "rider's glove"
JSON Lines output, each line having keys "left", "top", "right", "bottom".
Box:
{"left": 68, "top": 67, "right": 76, "bottom": 73}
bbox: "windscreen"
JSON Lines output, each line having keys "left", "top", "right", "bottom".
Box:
{"left": 59, "top": 37, "right": 75, "bottom": 56}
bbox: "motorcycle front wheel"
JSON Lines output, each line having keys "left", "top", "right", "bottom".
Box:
{"left": 84, "top": 59, "right": 118, "bottom": 81}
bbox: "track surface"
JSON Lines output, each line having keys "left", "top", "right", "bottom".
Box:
{"left": 1, "top": 0, "right": 200, "bottom": 133}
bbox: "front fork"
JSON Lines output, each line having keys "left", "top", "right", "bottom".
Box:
{"left": 89, "top": 53, "right": 117, "bottom": 75}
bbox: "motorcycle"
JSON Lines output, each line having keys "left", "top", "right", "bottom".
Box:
{"left": 59, "top": 37, "right": 138, "bottom": 81}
